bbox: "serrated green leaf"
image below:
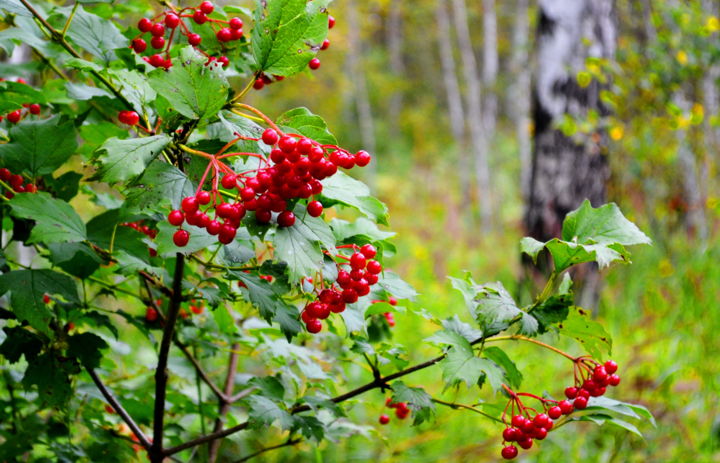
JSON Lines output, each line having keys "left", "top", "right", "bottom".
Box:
{"left": 560, "top": 307, "right": 612, "bottom": 358}
{"left": 0, "top": 117, "right": 77, "bottom": 176}
{"left": 68, "top": 332, "right": 108, "bottom": 369}
{"left": 562, "top": 200, "right": 652, "bottom": 246}
{"left": 124, "top": 162, "right": 195, "bottom": 213}
{"left": 520, "top": 236, "right": 545, "bottom": 263}
{"left": 0, "top": 327, "right": 43, "bottom": 363}
{"left": 277, "top": 107, "right": 337, "bottom": 145}
{"left": 483, "top": 346, "right": 523, "bottom": 389}
{"left": 232, "top": 270, "right": 301, "bottom": 339}
{"left": 471, "top": 282, "right": 521, "bottom": 336}
{"left": 8, "top": 192, "right": 87, "bottom": 244}
{"left": 320, "top": 172, "right": 389, "bottom": 225}
{"left": 377, "top": 270, "right": 418, "bottom": 300}
{"left": 66, "top": 5, "right": 126, "bottom": 62}
{"left": 108, "top": 69, "right": 157, "bottom": 111}
{"left": 22, "top": 352, "right": 78, "bottom": 407}
{"left": 330, "top": 217, "right": 396, "bottom": 242}
{"left": 425, "top": 329, "right": 469, "bottom": 350}
{"left": 585, "top": 396, "right": 656, "bottom": 427}
{"left": 149, "top": 47, "right": 228, "bottom": 121}
{"left": 532, "top": 294, "right": 572, "bottom": 333}
{"left": 65, "top": 81, "right": 112, "bottom": 100}
{"left": 391, "top": 381, "right": 435, "bottom": 425}
{"left": 252, "top": 0, "right": 330, "bottom": 76}
{"left": 569, "top": 413, "right": 643, "bottom": 437}
{"left": 47, "top": 242, "right": 102, "bottom": 279}
{"left": 246, "top": 395, "right": 294, "bottom": 429}
{"left": 93, "top": 134, "right": 171, "bottom": 183}
{"left": 441, "top": 315, "right": 483, "bottom": 342}
{"left": 274, "top": 224, "right": 324, "bottom": 282}
{"left": 0, "top": 269, "right": 79, "bottom": 335}
{"left": 0, "top": 81, "right": 45, "bottom": 113}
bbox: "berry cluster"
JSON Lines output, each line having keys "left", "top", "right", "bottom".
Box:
{"left": 144, "top": 298, "right": 204, "bottom": 323}
{"left": 121, "top": 220, "right": 158, "bottom": 256}
{"left": 499, "top": 359, "right": 621, "bottom": 460}
{"left": 300, "top": 244, "right": 382, "bottom": 334}
{"left": 0, "top": 167, "right": 37, "bottom": 198}
{"left": 372, "top": 297, "right": 398, "bottom": 327}
{"left": 132, "top": 1, "right": 242, "bottom": 69}
{"left": 166, "top": 126, "right": 371, "bottom": 248}
{"left": 379, "top": 397, "right": 411, "bottom": 424}
{"left": 1, "top": 78, "right": 42, "bottom": 124}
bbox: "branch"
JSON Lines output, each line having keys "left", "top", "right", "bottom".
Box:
{"left": 431, "top": 398, "right": 504, "bottom": 423}
{"left": 87, "top": 368, "right": 152, "bottom": 450}
{"left": 233, "top": 438, "right": 301, "bottom": 463}
{"left": 151, "top": 254, "right": 185, "bottom": 461}
{"left": 18, "top": 0, "right": 134, "bottom": 109}
{"left": 174, "top": 339, "right": 227, "bottom": 402}
{"left": 208, "top": 343, "right": 241, "bottom": 462}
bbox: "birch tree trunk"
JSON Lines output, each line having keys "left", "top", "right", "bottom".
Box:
{"left": 482, "top": 0, "right": 498, "bottom": 138}
{"left": 435, "top": 0, "right": 471, "bottom": 203}
{"left": 450, "top": 0, "right": 492, "bottom": 229}
{"left": 386, "top": 0, "right": 405, "bottom": 132}
{"left": 510, "top": 0, "right": 532, "bottom": 200}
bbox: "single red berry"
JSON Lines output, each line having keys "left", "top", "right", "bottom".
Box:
{"left": 604, "top": 360, "right": 618, "bottom": 374}
{"left": 301, "top": 310, "right": 315, "bottom": 323}
{"left": 151, "top": 23, "right": 165, "bottom": 37}
{"left": 355, "top": 150, "right": 372, "bottom": 167}
{"left": 253, "top": 78, "right": 265, "bottom": 90}
{"left": 221, "top": 174, "right": 237, "bottom": 189}
{"left": 502, "top": 427, "right": 519, "bottom": 442}
{"left": 28, "top": 104, "right": 41, "bottom": 115}
{"left": 199, "top": 1, "right": 214, "bottom": 14}
{"left": 218, "top": 225, "right": 237, "bottom": 244}
{"left": 608, "top": 374, "right": 621, "bottom": 386}
{"left": 308, "top": 57, "right": 321, "bottom": 70}
{"left": 342, "top": 288, "right": 359, "bottom": 303}
{"left": 149, "top": 54, "right": 165, "bottom": 67}
{"left": 278, "top": 136, "right": 297, "bottom": 153}
{"left": 510, "top": 415, "right": 525, "bottom": 428}
{"left": 138, "top": 18, "right": 153, "bottom": 32}
{"left": 573, "top": 396, "right": 588, "bottom": 410}
{"left": 24, "top": 184, "right": 37, "bottom": 193}
{"left": 533, "top": 427, "right": 548, "bottom": 440}
{"left": 9, "top": 174, "right": 23, "bottom": 190}
{"left": 366, "top": 260, "right": 382, "bottom": 274}
{"left": 565, "top": 386, "right": 578, "bottom": 399}
{"left": 321, "top": 39, "right": 330, "bottom": 50}
{"left": 306, "top": 319, "right": 322, "bottom": 333}
{"left": 395, "top": 406, "right": 409, "bottom": 419}
{"left": 256, "top": 210, "right": 272, "bottom": 223}
{"left": 188, "top": 33, "right": 202, "bottom": 46}
{"left": 145, "top": 307, "right": 158, "bottom": 322}
{"left": 518, "top": 437, "right": 533, "bottom": 450}
{"left": 196, "top": 190, "right": 211, "bottom": 205}
{"left": 262, "top": 128, "right": 279, "bottom": 145}
{"left": 0, "top": 168, "right": 10, "bottom": 181}
{"left": 359, "top": 244, "right": 377, "bottom": 259}
{"left": 307, "top": 200, "right": 323, "bottom": 217}
{"left": 206, "top": 220, "right": 220, "bottom": 235}
{"left": 501, "top": 445, "right": 518, "bottom": 460}
{"left": 151, "top": 36, "right": 165, "bottom": 50}
{"left": 548, "top": 406, "right": 562, "bottom": 419}
{"left": 132, "top": 38, "right": 147, "bottom": 53}
{"left": 216, "top": 28, "right": 232, "bottom": 42}
{"left": 328, "top": 15, "right": 335, "bottom": 28}
{"left": 173, "top": 229, "right": 190, "bottom": 247}
{"left": 168, "top": 210, "right": 185, "bottom": 226}
{"left": 181, "top": 196, "right": 199, "bottom": 213}
{"left": 277, "top": 210, "right": 296, "bottom": 227}
{"left": 7, "top": 110, "right": 21, "bottom": 124}
{"left": 378, "top": 414, "right": 390, "bottom": 425}
{"left": 165, "top": 13, "right": 180, "bottom": 28}
{"left": 190, "top": 305, "right": 204, "bottom": 314}
{"left": 43, "top": 294, "right": 51, "bottom": 304}
{"left": 350, "top": 252, "right": 367, "bottom": 270}
{"left": 534, "top": 413, "right": 551, "bottom": 428}
{"left": 229, "top": 17, "right": 243, "bottom": 29}
{"left": 593, "top": 366, "right": 608, "bottom": 383}
{"left": 193, "top": 10, "right": 208, "bottom": 24}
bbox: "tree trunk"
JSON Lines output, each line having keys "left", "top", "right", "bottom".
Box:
{"left": 346, "top": 0, "right": 377, "bottom": 183}
{"left": 524, "top": 0, "right": 616, "bottom": 307}
{"left": 510, "top": 0, "right": 532, "bottom": 200}
{"left": 435, "top": 0, "right": 471, "bottom": 203}
{"left": 482, "top": 0, "right": 498, "bottom": 138}
{"left": 450, "top": 0, "right": 492, "bottom": 229}
{"left": 386, "top": 0, "right": 405, "bottom": 132}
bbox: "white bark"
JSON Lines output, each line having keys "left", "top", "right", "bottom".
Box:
{"left": 482, "top": 0, "right": 498, "bottom": 137}
{"left": 386, "top": 0, "right": 405, "bottom": 131}
{"left": 450, "top": 0, "right": 492, "bottom": 229}
{"left": 510, "top": 0, "right": 531, "bottom": 200}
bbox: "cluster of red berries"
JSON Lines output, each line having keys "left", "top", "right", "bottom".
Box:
{"left": 499, "top": 359, "right": 621, "bottom": 460}
{"left": 145, "top": 299, "right": 204, "bottom": 323}
{"left": 1, "top": 78, "right": 42, "bottom": 124}
{"left": 0, "top": 168, "right": 37, "bottom": 198}
{"left": 379, "top": 397, "right": 411, "bottom": 424}
{"left": 167, "top": 127, "right": 371, "bottom": 248}
{"left": 132, "top": 1, "right": 242, "bottom": 69}
{"left": 300, "top": 244, "right": 383, "bottom": 334}
{"left": 121, "top": 220, "right": 159, "bottom": 256}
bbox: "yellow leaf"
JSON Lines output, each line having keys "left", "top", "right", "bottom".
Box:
{"left": 676, "top": 50, "right": 688, "bottom": 65}
{"left": 609, "top": 126, "right": 624, "bottom": 141}
{"left": 707, "top": 16, "right": 720, "bottom": 32}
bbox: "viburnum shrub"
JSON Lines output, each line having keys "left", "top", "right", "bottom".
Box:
{"left": 0, "top": 1, "right": 654, "bottom": 462}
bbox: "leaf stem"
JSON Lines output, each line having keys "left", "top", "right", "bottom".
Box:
{"left": 484, "top": 335, "right": 575, "bottom": 361}
{"left": 60, "top": 2, "right": 79, "bottom": 38}
{"left": 431, "top": 398, "right": 504, "bottom": 423}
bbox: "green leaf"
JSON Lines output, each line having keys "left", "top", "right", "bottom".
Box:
{"left": 93, "top": 134, "right": 171, "bottom": 184}
{"left": 425, "top": 329, "right": 469, "bottom": 351}
{"left": 232, "top": 271, "right": 302, "bottom": 339}
{"left": 559, "top": 307, "right": 612, "bottom": 358}
{"left": 568, "top": 413, "right": 643, "bottom": 437}
{"left": 440, "top": 335, "right": 487, "bottom": 388}
{"left": 330, "top": 217, "right": 396, "bottom": 242}
{"left": 584, "top": 396, "right": 656, "bottom": 427}
{"left": 251, "top": 0, "right": 329, "bottom": 76}
{"left": 483, "top": 346, "right": 523, "bottom": 389}
{"left": 0, "top": 269, "right": 79, "bottom": 335}
{"left": 149, "top": 47, "right": 229, "bottom": 121}
{"left": 8, "top": 192, "right": 87, "bottom": 244}
{"left": 391, "top": 381, "right": 435, "bottom": 425}
{"left": 441, "top": 315, "right": 483, "bottom": 342}
{"left": 520, "top": 237, "right": 545, "bottom": 263}
{"left": 274, "top": 223, "right": 325, "bottom": 282}
{"left": 246, "top": 395, "right": 294, "bottom": 429}
{"left": 0, "top": 327, "right": 43, "bottom": 363}
{"left": 377, "top": 271, "right": 418, "bottom": 300}
{"left": 0, "top": 81, "right": 45, "bottom": 113}
{"left": 22, "top": 352, "right": 78, "bottom": 407}
{"left": 320, "top": 172, "right": 389, "bottom": 225}
{"left": 65, "top": 82, "right": 112, "bottom": 101}
{"left": 125, "top": 162, "right": 195, "bottom": 213}
{"left": 471, "top": 282, "right": 521, "bottom": 336}
{"left": 47, "top": 242, "right": 102, "bottom": 279}
{"left": 0, "top": 116, "right": 78, "bottom": 176}
{"left": 108, "top": 69, "right": 157, "bottom": 111}
{"left": 66, "top": 5, "right": 127, "bottom": 62}
{"left": 68, "top": 332, "right": 108, "bottom": 369}
{"left": 277, "top": 107, "right": 337, "bottom": 145}
{"left": 532, "top": 294, "right": 572, "bottom": 333}
{"left": 562, "top": 200, "right": 652, "bottom": 246}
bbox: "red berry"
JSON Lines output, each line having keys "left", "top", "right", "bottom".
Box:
{"left": 132, "top": 38, "right": 147, "bottom": 53}
{"left": 199, "top": 1, "right": 214, "bottom": 14}
{"left": 196, "top": 190, "right": 211, "bottom": 205}
{"left": 278, "top": 136, "right": 297, "bottom": 153}
{"left": 168, "top": 210, "right": 185, "bottom": 226}
{"left": 355, "top": 150, "right": 371, "bottom": 167}
{"left": 395, "top": 406, "right": 409, "bottom": 419}
{"left": 229, "top": 17, "right": 243, "bottom": 29}
{"left": 188, "top": 33, "right": 202, "bottom": 46}
{"left": 502, "top": 427, "right": 519, "bottom": 442}
{"left": 165, "top": 13, "right": 180, "bottom": 28}
{"left": 256, "top": 210, "right": 272, "bottom": 223}
{"left": 218, "top": 225, "right": 237, "bottom": 244}
{"left": 151, "top": 23, "right": 165, "bottom": 37}
{"left": 217, "top": 28, "right": 232, "bottom": 42}
{"left": 308, "top": 57, "right": 321, "bottom": 70}
{"left": 342, "top": 288, "right": 359, "bottom": 303}
{"left": 608, "top": 374, "right": 621, "bottom": 386}
{"left": 350, "top": 252, "right": 366, "bottom": 270}
{"left": 565, "top": 386, "right": 578, "bottom": 399}
{"left": 253, "top": 78, "right": 265, "bottom": 90}
{"left": 359, "top": 244, "right": 377, "bottom": 259}
{"left": 533, "top": 427, "right": 548, "bottom": 440}
{"left": 321, "top": 39, "right": 330, "bottom": 50}
{"left": 262, "top": 128, "right": 280, "bottom": 145}
{"left": 518, "top": 437, "right": 533, "bottom": 450}
{"left": 9, "top": 174, "right": 23, "bottom": 190}
{"left": 593, "top": 366, "right": 608, "bottom": 383}
{"left": 573, "top": 396, "right": 588, "bottom": 410}
{"left": 378, "top": 414, "right": 390, "bottom": 425}
{"left": 0, "top": 168, "right": 10, "bottom": 181}
{"left": 510, "top": 415, "right": 525, "bottom": 428}
{"left": 193, "top": 11, "right": 208, "bottom": 24}
{"left": 548, "top": 406, "right": 562, "bottom": 419}
{"left": 533, "top": 413, "right": 550, "bottom": 429}
{"left": 558, "top": 400, "right": 573, "bottom": 414}
{"left": 221, "top": 174, "right": 237, "bottom": 189}
{"left": 7, "top": 110, "right": 21, "bottom": 124}
{"left": 181, "top": 196, "right": 199, "bottom": 213}
{"left": 28, "top": 104, "right": 41, "bottom": 115}
{"left": 138, "top": 18, "right": 153, "bottom": 32}
{"left": 307, "top": 302, "right": 330, "bottom": 320}
{"left": 306, "top": 319, "right": 322, "bottom": 333}
{"left": 604, "top": 360, "right": 618, "bottom": 374}
{"left": 24, "top": 184, "right": 37, "bottom": 193}
{"left": 151, "top": 36, "right": 165, "bottom": 50}
{"left": 277, "top": 210, "right": 296, "bottom": 227}
{"left": 43, "top": 294, "right": 51, "bottom": 304}
{"left": 149, "top": 54, "right": 165, "bottom": 67}
{"left": 307, "top": 200, "right": 323, "bottom": 217}
{"left": 501, "top": 445, "right": 518, "bottom": 460}
{"left": 366, "top": 260, "right": 382, "bottom": 274}
{"left": 190, "top": 304, "right": 204, "bottom": 314}
{"left": 328, "top": 15, "right": 335, "bottom": 29}
{"left": 145, "top": 307, "right": 158, "bottom": 322}
{"left": 173, "top": 229, "right": 190, "bottom": 247}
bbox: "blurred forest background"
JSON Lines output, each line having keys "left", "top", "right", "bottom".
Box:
{"left": 247, "top": 0, "right": 720, "bottom": 461}
{"left": 4, "top": 0, "right": 720, "bottom": 461}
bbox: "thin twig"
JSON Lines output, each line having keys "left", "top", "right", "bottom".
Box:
{"left": 233, "top": 438, "right": 301, "bottom": 463}
{"left": 175, "top": 339, "right": 227, "bottom": 401}
{"left": 208, "top": 343, "right": 241, "bottom": 462}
